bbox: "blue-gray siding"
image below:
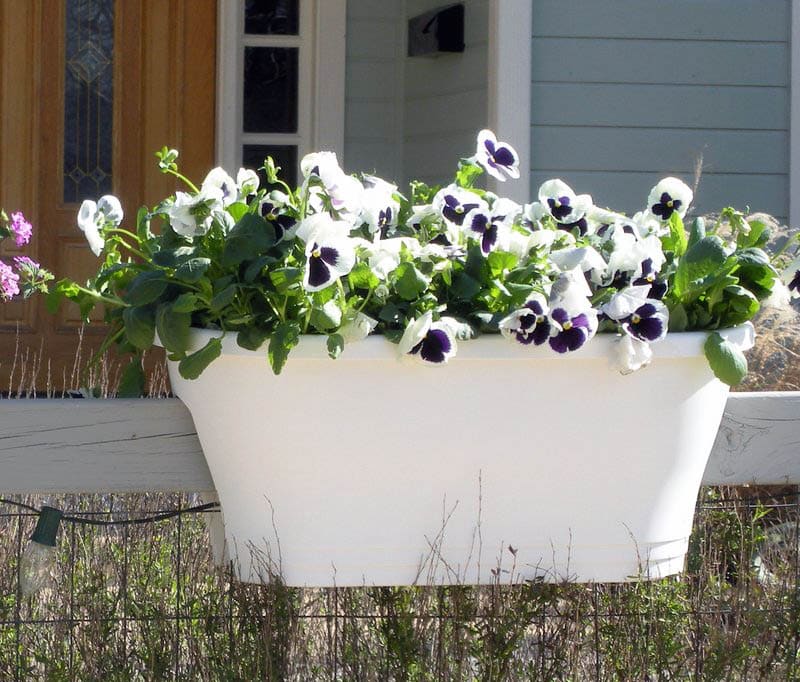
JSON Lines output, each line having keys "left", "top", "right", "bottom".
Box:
{"left": 531, "top": 0, "right": 791, "bottom": 221}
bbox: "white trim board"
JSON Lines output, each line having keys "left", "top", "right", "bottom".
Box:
{"left": 0, "top": 393, "right": 798, "bottom": 493}
{"left": 487, "top": 0, "right": 532, "bottom": 202}
{"left": 791, "top": 0, "right": 800, "bottom": 227}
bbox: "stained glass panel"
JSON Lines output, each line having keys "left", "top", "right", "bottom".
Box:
{"left": 242, "top": 144, "right": 297, "bottom": 189}
{"left": 63, "top": 0, "right": 115, "bottom": 203}
{"left": 244, "top": 0, "right": 299, "bottom": 35}
{"left": 243, "top": 47, "right": 298, "bottom": 133}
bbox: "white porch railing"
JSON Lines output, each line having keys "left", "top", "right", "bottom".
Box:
{"left": 0, "top": 392, "right": 798, "bottom": 494}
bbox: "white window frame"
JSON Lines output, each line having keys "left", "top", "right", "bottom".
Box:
{"left": 216, "top": 0, "right": 346, "bottom": 174}
{"left": 488, "top": 0, "right": 532, "bottom": 203}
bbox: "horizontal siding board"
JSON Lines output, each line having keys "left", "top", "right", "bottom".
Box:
{"left": 529, "top": 170, "right": 788, "bottom": 219}
{"left": 532, "top": 0, "right": 790, "bottom": 42}
{"left": 347, "top": 0, "right": 401, "bottom": 21}
{"left": 403, "top": 130, "right": 479, "bottom": 183}
{"left": 531, "top": 38, "right": 788, "bottom": 87}
{"left": 343, "top": 140, "right": 400, "bottom": 178}
{"left": 345, "top": 19, "right": 399, "bottom": 61}
{"left": 405, "top": 46, "right": 487, "bottom": 98}
{"left": 346, "top": 60, "right": 398, "bottom": 100}
{"left": 345, "top": 100, "right": 398, "bottom": 140}
{"left": 0, "top": 394, "right": 797, "bottom": 492}
{"left": 404, "top": 88, "right": 486, "bottom": 136}
{"left": 532, "top": 127, "right": 788, "bottom": 174}
{"left": 531, "top": 83, "right": 789, "bottom": 131}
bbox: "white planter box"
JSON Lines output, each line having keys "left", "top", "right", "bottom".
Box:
{"left": 167, "top": 326, "right": 753, "bottom": 586}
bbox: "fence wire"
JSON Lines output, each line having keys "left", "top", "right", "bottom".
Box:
{"left": 1, "top": 488, "right": 799, "bottom": 681}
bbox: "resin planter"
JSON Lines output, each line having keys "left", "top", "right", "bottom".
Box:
{"left": 166, "top": 325, "right": 753, "bottom": 587}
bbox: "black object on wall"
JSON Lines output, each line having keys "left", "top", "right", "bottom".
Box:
{"left": 408, "top": 4, "right": 465, "bottom": 57}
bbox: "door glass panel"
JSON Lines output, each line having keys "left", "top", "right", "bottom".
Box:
{"left": 244, "top": 0, "right": 299, "bottom": 35}
{"left": 243, "top": 47, "right": 299, "bottom": 133}
{"left": 242, "top": 144, "right": 297, "bottom": 188}
{"left": 63, "top": 0, "right": 115, "bottom": 203}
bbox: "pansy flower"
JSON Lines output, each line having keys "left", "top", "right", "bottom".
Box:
{"left": 462, "top": 198, "right": 517, "bottom": 256}
{"left": 781, "top": 254, "right": 800, "bottom": 298}
{"left": 398, "top": 311, "right": 458, "bottom": 364}
{"left": 261, "top": 200, "right": 296, "bottom": 241}
{"left": 602, "top": 286, "right": 668, "bottom": 343}
{"left": 474, "top": 130, "right": 520, "bottom": 181}
{"left": 535, "top": 180, "right": 593, "bottom": 227}
{"left": 434, "top": 185, "right": 486, "bottom": 227}
{"left": 236, "top": 168, "right": 260, "bottom": 199}
{"left": 202, "top": 168, "right": 238, "bottom": 206}
{"left": 301, "top": 151, "right": 363, "bottom": 219}
{"left": 613, "top": 334, "right": 653, "bottom": 375}
{"left": 166, "top": 188, "right": 223, "bottom": 238}
{"left": 303, "top": 234, "right": 356, "bottom": 292}
{"left": 632, "top": 258, "right": 667, "bottom": 299}
{"left": 499, "top": 294, "right": 551, "bottom": 346}
{"left": 548, "top": 305, "right": 598, "bottom": 354}
{"left": 647, "top": 178, "right": 693, "bottom": 221}
{"left": 360, "top": 176, "right": 400, "bottom": 235}
{"left": 78, "top": 194, "right": 124, "bottom": 256}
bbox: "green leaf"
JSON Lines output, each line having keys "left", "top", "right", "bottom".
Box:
{"left": 450, "top": 272, "right": 482, "bottom": 301}
{"left": 175, "top": 258, "right": 211, "bottom": 282}
{"left": 688, "top": 217, "right": 706, "bottom": 248}
{"left": 268, "top": 321, "right": 301, "bottom": 375}
{"left": 178, "top": 336, "right": 222, "bottom": 380}
{"left": 667, "top": 303, "right": 688, "bottom": 332}
{"left": 394, "top": 262, "right": 429, "bottom": 301}
{"left": 237, "top": 326, "right": 270, "bottom": 351}
{"left": 673, "top": 236, "right": 727, "bottom": 299}
{"left": 210, "top": 284, "right": 237, "bottom": 311}
{"left": 269, "top": 267, "right": 303, "bottom": 294}
{"left": 662, "top": 212, "right": 688, "bottom": 257}
{"left": 455, "top": 159, "right": 483, "bottom": 189}
{"left": 117, "top": 358, "right": 145, "bottom": 398}
{"left": 348, "top": 262, "right": 380, "bottom": 290}
{"left": 227, "top": 202, "right": 249, "bottom": 222}
{"left": 156, "top": 303, "right": 191, "bottom": 354}
{"left": 704, "top": 332, "right": 748, "bottom": 386}
{"left": 310, "top": 301, "right": 342, "bottom": 331}
{"left": 327, "top": 333, "right": 344, "bottom": 360}
{"left": 487, "top": 250, "right": 518, "bottom": 277}
{"left": 222, "top": 213, "right": 277, "bottom": 266}
{"left": 244, "top": 255, "right": 275, "bottom": 283}
{"left": 122, "top": 306, "right": 156, "bottom": 350}
{"left": 171, "top": 292, "right": 200, "bottom": 313}
{"left": 125, "top": 271, "right": 168, "bottom": 306}
{"left": 716, "top": 285, "right": 759, "bottom": 327}
{"left": 136, "top": 206, "right": 152, "bottom": 242}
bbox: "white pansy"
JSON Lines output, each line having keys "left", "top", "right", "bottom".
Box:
{"left": 762, "top": 280, "right": 792, "bottom": 308}
{"left": 301, "top": 151, "right": 363, "bottom": 219}
{"left": 202, "top": 167, "right": 238, "bottom": 206}
{"left": 167, "top": 187, "right": 224, "bottom": 237}
{"left": 549, "top": 267, "right": 593, "bottom": 311}
{"left": 549, "top": 246, "right": 607, "bottom": 285}
{"left": 398, "top": 311, "right": 434, "bottom": 356}
{"left": 601, "top": 285, "right": 651, "bottom": 321}
{"left": 474, "top": 129, "right": 520, "bottom": 182}
{"left": 339, "top": 311, "right": 378, "bottom": 343}
{"left": 537, "top": 179, "right": 593, "bottom": 225}
{"left": 77, "top": 201, "right": 105, "bottom": 256}
{"left": 397, "top": 311, "right": 458, "bottom": 364}
{"left": 433, "top": 184, "right": 487, "bottom": 228}
{"left": 303, "top": 232, "right": 356, "bottom": 292}
{"left": 296, "top": 213, "right": 352, "bottom": 244}
{"left": 77, "top": 194, "right": 124, "bottom": 256}
{"left": 360, "top": 175, "right": 400, "bottom": 235}
{"left": 647, "top": 177, "right": 693, "bottom": 221}
{"left": 613, "top": 334, "right": 653, "bottom": 375}
{"left": 236, "top": 168, "right": 260, "bottom": 198}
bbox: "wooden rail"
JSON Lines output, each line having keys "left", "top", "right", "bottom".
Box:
{"left": 0, "top": 392, "right": 798, "bottom": 493}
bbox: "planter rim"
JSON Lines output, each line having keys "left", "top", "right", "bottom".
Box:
{"left": 169, "top": 322, "right": 754, "bottom": 362}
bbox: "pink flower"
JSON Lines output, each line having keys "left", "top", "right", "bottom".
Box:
{"left": 10, "top": 211, "right": 32, "bottom": 247}
{"left": 0, "top": 260, "right": 20, "bottom": 301}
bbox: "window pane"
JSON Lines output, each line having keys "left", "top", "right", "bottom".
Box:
{"left": 243, "top": 47, "right": 298, "bottom": 133}
{"left": 242, "top": 144, "right": 297, "bottom": 188}
{"left": 63, "top": 0, "right": 115, "bottom": 203}
{"left": 245, "top": 0, "right": 299, "bottom": 35}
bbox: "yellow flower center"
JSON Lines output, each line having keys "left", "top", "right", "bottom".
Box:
{"left": 312, "top": 248, "right": 321, "bottom": 258}
{"left": 455, "top": 206, "right": 464, "bottom": 214}
{"left": 631, "top": 314, "right": 641, "bottom": 324}
{"left": 266, "top": 213, "right": 276, "bottom": 221}
{"left": 562, "top": 320, "right": 572, "bottom": 331}
{"left": 666, "top": 200, "right": 674, "bottom": 208}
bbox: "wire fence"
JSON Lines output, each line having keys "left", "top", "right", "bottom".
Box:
{"left": 1, "top": 488, "right": 799, "bottom": 681}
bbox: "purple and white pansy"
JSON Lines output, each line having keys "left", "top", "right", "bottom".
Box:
{"left": 499, "top": 293, "right": 551, "bottom": 346}
{"left": 474, "top": 129, "right": 520, "bottom": 182}
{"left": 398, "top": 311, "right": 458, "bottom": 364}
{"left": 535, "top": 179, "right": 593, "bottom": 228}
{"left": 462, "top": 198, "right": 519, "bottom": 256}
{"left": 360, "top": 176, "right": 400, "bottom": 235}
{"left": 781, "top": 254, "right": 800, "bottom": 298}
{"left": 434, "top": 185, "right": 487, "bottom": 228}
{"left": 303, "top": 235, "right": 356, "bottom": 292}
{"left": 602, "top": 286, "right": 669, "bottom": 344}
{"left": 547, "top": 304, "right": 598, "bottom": 354}
{"left": 647, "top": 177, "right": 693, "bottom": 222}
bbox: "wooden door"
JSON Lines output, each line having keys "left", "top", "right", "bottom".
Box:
{"left": 0, "top": 0, "right": 216, "bottom": 393}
